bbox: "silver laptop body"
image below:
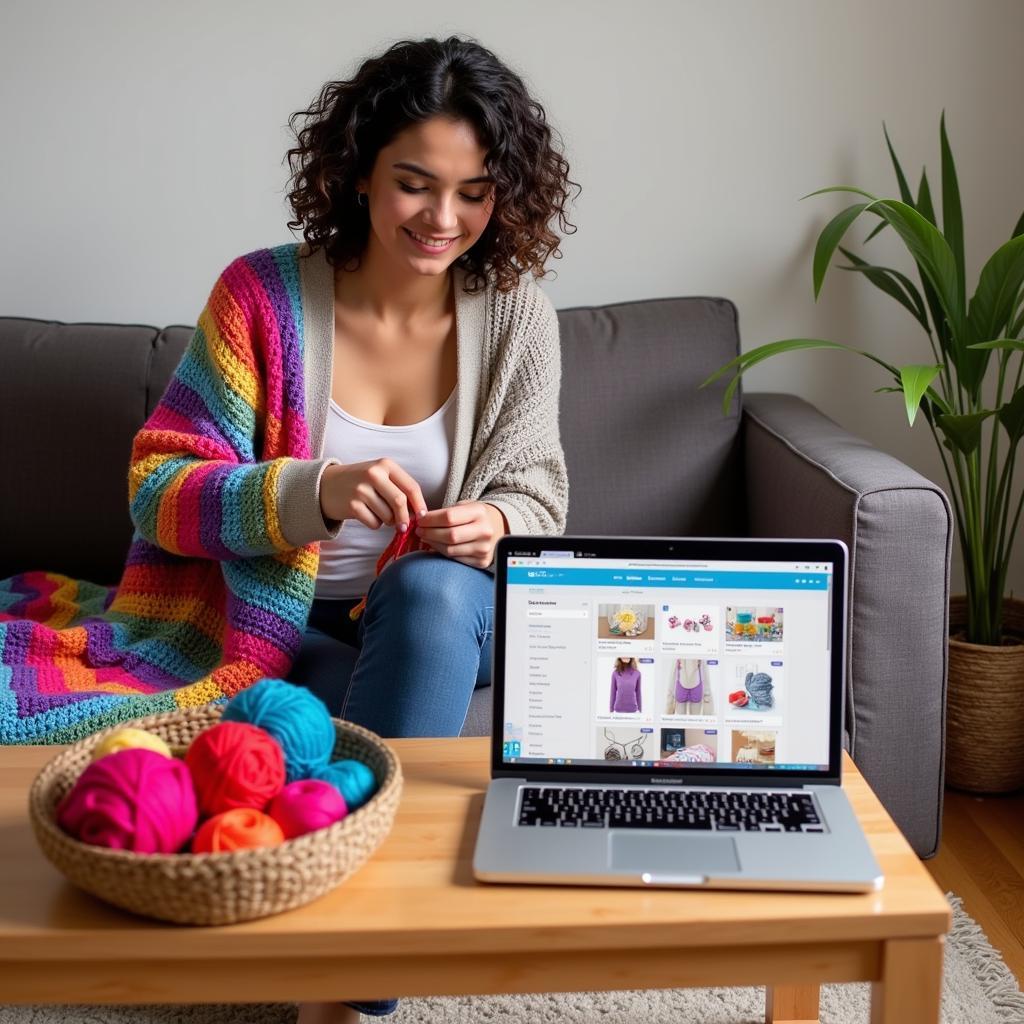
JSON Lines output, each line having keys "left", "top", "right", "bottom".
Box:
{"left": 472, "top": 536, "right": 883, "bottom": 893}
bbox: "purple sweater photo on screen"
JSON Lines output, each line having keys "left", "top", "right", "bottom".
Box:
{"left": 610, "top": 666, "right": 642, "bottom": 713}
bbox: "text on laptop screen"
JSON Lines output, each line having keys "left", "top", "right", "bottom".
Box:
{"left": 501, "top": 555, "right": 833, "bottom": 772}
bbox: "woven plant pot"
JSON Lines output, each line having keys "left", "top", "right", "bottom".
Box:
{"left": 945, "top": 595, "right": 1024, "bottom": 794}
{"left": 28, "top": 705, "right": 403, "bottom": 925}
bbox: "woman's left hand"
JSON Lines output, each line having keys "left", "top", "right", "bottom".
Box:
{"left": 415, "top": 501, "right": 508, "bottom": 568}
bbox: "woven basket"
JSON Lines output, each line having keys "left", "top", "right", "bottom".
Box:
{"left": 28, "top": 705, "right": 403, "bottom": 925}
{"left": 946, "top": 595, "right": 1024, "bottom": 794}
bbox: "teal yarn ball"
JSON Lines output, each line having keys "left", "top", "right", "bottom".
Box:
{"left": 223, "top": 678, "right": 336, "bottom": 783}
{"left": 315, "top": 759, "right": 377, "bottom": 811}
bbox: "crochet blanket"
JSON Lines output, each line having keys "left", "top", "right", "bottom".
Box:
{"left": 0, "top": 246, "right": 320, "bottom": 744}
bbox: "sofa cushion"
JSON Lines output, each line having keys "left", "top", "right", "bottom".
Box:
{"left": 0, "top": 319, "right": 159, "bottom": 583}
{"left": 557, "top": 296, "right": 745, "bottom": 536}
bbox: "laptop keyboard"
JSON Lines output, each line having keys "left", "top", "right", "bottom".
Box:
{"left": 517, "top": 787, "right": 825, "bottom": 832}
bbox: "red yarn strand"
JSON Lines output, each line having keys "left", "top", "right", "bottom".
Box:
{"left": 348, "top": 514, "right": 430, "bottom": 621}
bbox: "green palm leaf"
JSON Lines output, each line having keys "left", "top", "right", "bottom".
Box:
{"left": 917, "top": 168, "right": 937, "bottom": 226}
{"left": 862, "top": 122, "right": 916, "bottom": 244}
{"left": 967, "top": 338, "right": 1024, "bottom": 352}
{"left": 863, "top": 199, "right": 964, "bottom": 335}
{"left": 700, "top": 339, "right": 901, "bottom": 415}
{"left": 939, "top": 112, "right": 966, "bottom": 311}
{"left": 883, "top": 121, "right": 915, "bottom": 203}
{"left": 997, "top": 385, "right": 1024, "bottom": 443}
{"left": 837, "top": 246, "right": 930, "bottom": 331}
{"left": 1009, "top": 303, "right": 1024, "bottom": 338}
{"left": 813, "top": 204, "right": 869, "bottom": 298}
{"left": 968, "top": 235, "right": 1024, "bottom": 342}
{"left": 802, "top": 185, "right": 878, "bottom": 203}
{"left": 899, "top": 365, "right": 943, "bottom": 426}
{"left": 936, "top": 411, "right": 995, "bottom": 455}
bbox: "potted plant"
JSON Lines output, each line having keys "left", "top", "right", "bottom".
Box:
{"left": 704, "top": 114, "right": 1024, "bottom": 792}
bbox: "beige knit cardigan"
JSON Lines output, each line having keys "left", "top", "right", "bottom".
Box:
{"left": 275, "top": 243, "right": 569, "bottom": 552}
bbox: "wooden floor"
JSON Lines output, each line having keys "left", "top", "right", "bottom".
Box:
{"left": 924, "top": 784, "right": 1024, "bottom": 985}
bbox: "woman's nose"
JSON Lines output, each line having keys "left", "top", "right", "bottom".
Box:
{"left": 425, "top": 195, "right": 460, "bottom": 231}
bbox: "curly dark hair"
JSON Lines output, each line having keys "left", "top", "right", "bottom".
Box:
{"left": 284, "top": 35, "right": 580, "bottom": 294}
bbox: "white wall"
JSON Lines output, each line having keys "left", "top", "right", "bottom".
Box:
{"left": 2, "top": 0, "right": 1022, "bottom": 592}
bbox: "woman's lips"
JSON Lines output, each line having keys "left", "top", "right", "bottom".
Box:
{"left": 403, "top": 228, "right": 458, "bottom": 253}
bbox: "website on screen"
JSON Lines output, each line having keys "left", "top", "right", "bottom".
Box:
{"left": 501, "top": 556, "right": 834, "bottom": 772}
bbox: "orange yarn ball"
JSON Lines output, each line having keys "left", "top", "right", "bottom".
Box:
{"left": 185, "top": 721, "right": 285, "bottom": 817}
{"left": 191, "top": 807, "right": 285, "bottom": 853}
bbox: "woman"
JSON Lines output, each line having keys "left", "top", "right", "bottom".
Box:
{"left": 277, "top": 34, "right": 577, "bottom": 741}
{"left": 258, "top": 35, "right": 577, "bottom": 1023}
{"left": 0, "top": 33, "right": 574, "bottom": 746}
{"left": 0, "top": 33, "right": 576, "bottom": 1022}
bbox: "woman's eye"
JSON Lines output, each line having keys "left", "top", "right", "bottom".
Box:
{"left": 397, "top": 182, "right": 488, "bottom": 203}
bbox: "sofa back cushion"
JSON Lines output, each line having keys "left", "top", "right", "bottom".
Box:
{"left": 0, "top": 320, "right": 192, "bottom": 583}
{"left": 0, "top": 298, "right": 744, "bottom": 584}
{"left": 558, "top": 295, "right": 744, "bottom": 536}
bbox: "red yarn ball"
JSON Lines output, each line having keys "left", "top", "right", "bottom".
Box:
{"left": 268, "top": 779, "right": 348, "bottom": 839}
{"left": 185, "top": 721, "right": 285, "bottom": 817}
{"left": 191, "top": 807, "right": 285, "bottom": 853}
{"left": 57, "top": 748, "right": 198, "bottom": 854}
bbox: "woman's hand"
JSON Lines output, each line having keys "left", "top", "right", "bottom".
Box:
{"left": 319, "top": 459, "right": 427, "bottom": 532}
{"left": 415, "top": 501, "right": 508, "bottom": 568}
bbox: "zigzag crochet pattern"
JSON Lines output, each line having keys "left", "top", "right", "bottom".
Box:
{"left": 0, "top": 245, "right": 321, "bottom": 743}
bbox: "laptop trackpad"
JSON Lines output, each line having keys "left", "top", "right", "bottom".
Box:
{"left": 610, "top": 833, "right": 740, "bottom": 877}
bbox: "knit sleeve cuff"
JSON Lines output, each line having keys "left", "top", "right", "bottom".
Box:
{"left": 480, "top": 499, "right": 531, "bottom": 572}
{"left": 481, "top": 498, "right": 529, "bottom": 539}
{"left": 276, "top": 458, "right": 344, "bottom": 547}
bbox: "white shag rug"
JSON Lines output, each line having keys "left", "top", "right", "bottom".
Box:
{"left": 2, "top": 894, "right": 1022, "bottom": 1024}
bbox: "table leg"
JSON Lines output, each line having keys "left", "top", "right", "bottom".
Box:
{"left": 765, "top": 984, "right": 820, "bottom": 1023}
{"left": 870, "top": 936, "right": 944, "bottom": 1024}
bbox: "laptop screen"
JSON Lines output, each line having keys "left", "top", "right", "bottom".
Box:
{"left": 493, "top": 537, "right": 846, "bottom": 782}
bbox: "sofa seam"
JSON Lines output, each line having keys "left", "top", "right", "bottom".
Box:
{"left": 555, "top": 294, "right": 737, "bottom": 315}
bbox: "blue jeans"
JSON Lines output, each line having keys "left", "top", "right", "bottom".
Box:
{"left": 286, "top": 550, "right": 494, "bottom": 1016}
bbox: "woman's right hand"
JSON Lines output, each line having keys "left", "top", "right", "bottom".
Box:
{"left": 319, "top": 459, "right": 427, "bottom": 532}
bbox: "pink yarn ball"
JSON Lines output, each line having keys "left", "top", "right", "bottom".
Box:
{"left": 267, "top": 779, "right": 348, "bottom": 839}
{"left": 57, "top": 748, "right": 198, "bottom": 854}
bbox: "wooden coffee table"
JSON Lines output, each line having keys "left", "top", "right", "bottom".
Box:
{"left": 0, "top": 740, "right": 949, "bottom": 1023}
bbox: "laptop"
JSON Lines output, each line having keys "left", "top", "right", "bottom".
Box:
{"left": 472, "top": 535, "right": 884, "bottom": 893}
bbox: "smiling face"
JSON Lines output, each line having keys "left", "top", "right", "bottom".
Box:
{"left": 356, "top": 116, "right": 496, "bottom": 277}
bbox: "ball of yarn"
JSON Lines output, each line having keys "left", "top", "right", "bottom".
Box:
{"left": 92, "top": 727, "right": 172, "bottom": 761}
{"left": 185, "top": 721, "right": 285, "bottom": 817}
{"left": 744, "top": 671, "right": 775, "bottom": 708}
{"left": 222, "top": 677, "right": 336, "bottom": 783}
{"left": 314, "top": 759, "right": 377, "bottom": 811}
{"left": 192, "top": 807, "right": 285, "bottom": 853}
{"left": 57, "top": 748, "right": 198, "bottom": 854}
{"left": 268, "top": 779, "right": 348, "bottom": 839}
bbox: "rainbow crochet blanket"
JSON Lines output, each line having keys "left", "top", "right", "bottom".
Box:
{"left": 1, "top": 245, "right": 320, "bottom": 744}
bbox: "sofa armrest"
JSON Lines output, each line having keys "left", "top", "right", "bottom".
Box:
{"left": 742, "top": 393, "right": 952, "bottom": 858}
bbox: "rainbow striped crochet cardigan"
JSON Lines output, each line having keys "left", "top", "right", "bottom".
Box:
{"left": 0, "top": 246, "right": 323, "bottom": 744}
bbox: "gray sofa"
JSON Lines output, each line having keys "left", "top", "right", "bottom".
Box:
{"left": 0, "top": 294, "right": 951, "bottom": 857}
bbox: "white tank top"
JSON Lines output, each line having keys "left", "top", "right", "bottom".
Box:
{"left": 314, "top": 390, "right": 458, "bottom": 600}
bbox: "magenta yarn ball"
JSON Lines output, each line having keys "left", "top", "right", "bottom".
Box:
{"left": 267, "top": 779, "right": 348, "bottom": 839}
{"left": 56, "top": 747, "right": 198, "bottom": 854}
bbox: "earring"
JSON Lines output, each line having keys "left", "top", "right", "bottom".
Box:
{"left": 356, "top": 192, "right": 368, "bottom": 207}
